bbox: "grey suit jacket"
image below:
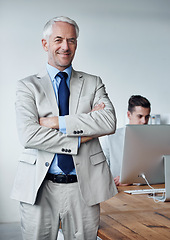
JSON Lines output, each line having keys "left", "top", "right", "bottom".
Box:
{"left": 11, "top": 68, "right": 118, "bottom": 206}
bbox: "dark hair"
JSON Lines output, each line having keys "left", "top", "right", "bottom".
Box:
{"left": 128, "top": 95, "right": 151, "bottom": 113}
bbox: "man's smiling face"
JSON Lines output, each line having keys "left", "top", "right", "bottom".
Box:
{"left": 42, "top": 21, "right": 77, "bottom": 71}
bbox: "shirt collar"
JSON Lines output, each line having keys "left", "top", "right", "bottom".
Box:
{"left": 46, "top": 63, "right": 72, "bottom": 82}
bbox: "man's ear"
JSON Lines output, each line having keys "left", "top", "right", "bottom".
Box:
{"left": 42, "top": 39, "right": 48, "bottom": 52}
{"left": 127, "top": 111, "right": 131, "bottom": 120}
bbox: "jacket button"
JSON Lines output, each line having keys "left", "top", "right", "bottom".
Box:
{"left": 73, "top": 131, "right": 77, "bottom": 134}
{"left": 45, "top": 162, "right": 49, "bottom": 167}
{"left": 80, "top": 130, "right": 83, "bottom": 133}
{"left": 61, "top": 148, "right": 65, "bottom": 152}
{"left": 68, "top": 149, "right": 71, "bottom": 153}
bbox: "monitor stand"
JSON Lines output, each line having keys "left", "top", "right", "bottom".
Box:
{"left": 163, "top": 155, "right": 170, "bottom": 201}
{"left": 124, "top": 155, "right": 170, "bottom": 201}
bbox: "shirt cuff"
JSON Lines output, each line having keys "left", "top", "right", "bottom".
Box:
{"left": 78, "top": 137, "right": 81, "bottom": 148}
{"left": 59, "top": 116, "right": 66, "bottom": 133}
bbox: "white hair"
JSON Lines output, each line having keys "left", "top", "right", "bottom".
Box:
{"left": 43, "top": 16, "right": 79, "bottom": 41}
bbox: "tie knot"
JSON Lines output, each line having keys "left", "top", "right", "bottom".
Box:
{"left": 57, "top": 71, "right": 68, "bottom": 81}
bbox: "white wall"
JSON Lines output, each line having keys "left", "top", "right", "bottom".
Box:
{"left": 0, "top": 0, "right": 170, "bottom": 222}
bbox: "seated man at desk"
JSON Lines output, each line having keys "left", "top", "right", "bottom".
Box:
{"left": 100, "top": 95, "right": 151, "bottom": 186}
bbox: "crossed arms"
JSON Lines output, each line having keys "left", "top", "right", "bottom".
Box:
{"left": 39, "top": 103, "right": 105, "bottom": 143}
{"left": 16, "top": 76, "right": 116, "bottom": 155}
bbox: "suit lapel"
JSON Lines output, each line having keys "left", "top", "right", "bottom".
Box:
{"left": 69, "top": 69, "right": 84, "bottom": 115}
{"left": 37, "top": 70, "right": 59, "bottom": 116}
{"left": 37, "top": 68, "right": 84, "bottom": 116}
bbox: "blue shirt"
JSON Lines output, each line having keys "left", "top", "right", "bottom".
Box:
{"left": 46, "top": 63, "right": 76, "bottom": 175}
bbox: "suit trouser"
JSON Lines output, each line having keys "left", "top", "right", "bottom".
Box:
{"left": 20, "top": 180, "right": 100, "bottom": 240}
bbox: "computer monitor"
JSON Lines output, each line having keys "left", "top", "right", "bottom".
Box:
{"left": 120, "top": 125, "right": 170, "bottom": 185}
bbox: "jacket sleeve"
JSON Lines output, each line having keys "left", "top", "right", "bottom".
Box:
{"left": 65, "top": 76, "right": 116, "bottom": 138}
{"left": 15, "top": 79, "right": 79, "bottom": 155}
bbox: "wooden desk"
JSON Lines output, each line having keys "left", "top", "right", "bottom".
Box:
{"left": 98, "top": 184, "right": 170, "bottom": 240}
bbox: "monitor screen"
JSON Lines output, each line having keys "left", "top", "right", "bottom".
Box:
{"left": 120, "top": 125, "right": 170, "bottom": 185}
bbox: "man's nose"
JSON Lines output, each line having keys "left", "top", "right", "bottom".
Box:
{"left": 141, "top": 117, "right": 147, "bottom": 124}
{"left": 61, "top": 40, "right": 69, "bottom": 50}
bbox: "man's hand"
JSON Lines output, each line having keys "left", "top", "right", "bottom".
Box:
{"left": 39, "top": 116, "right": 59, "bottom": 129}
{"left": 81, "top": 136, "right": 93, "bottom": 143}
{"left": 91, "top": 102, "right": 105, "bottom": 112}
{"left": 114, "top": 176, "right": 130, "bottom": 186}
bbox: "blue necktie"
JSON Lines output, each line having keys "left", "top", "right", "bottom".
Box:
{"left": 57, "top": 72, "right": 74, "bottom": 174}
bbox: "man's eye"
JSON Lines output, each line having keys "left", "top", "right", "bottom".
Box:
{"left": 138, "top": 115, "right": 142, "bottom": 119}
{"left": 55, "top": 39, "right": 62, "bottom": 43}
{"left": 68, "top": 39, "right": 76, "bottom": 44}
